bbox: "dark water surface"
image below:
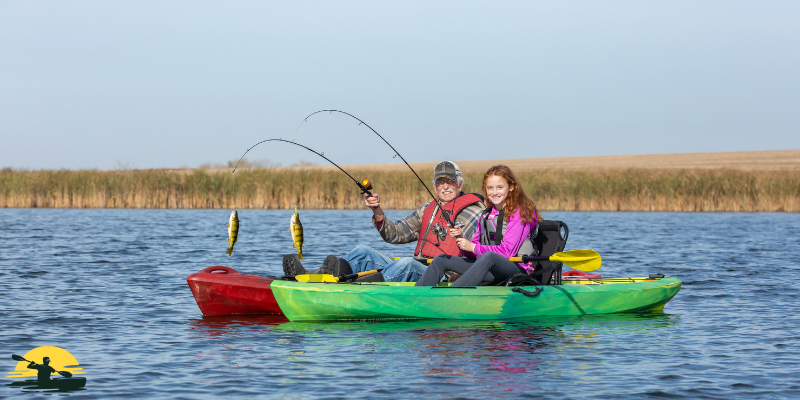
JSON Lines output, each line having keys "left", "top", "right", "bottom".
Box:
{"left": 2, "top": 209, "right": 799, "bottom": 399}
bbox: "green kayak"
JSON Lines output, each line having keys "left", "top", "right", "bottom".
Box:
{"left": 271, "top": 276, "right": 682, "bottom": 321}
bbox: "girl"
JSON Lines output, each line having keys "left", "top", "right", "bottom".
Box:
{"left": 415, "top": 165, "right": 542, "bottom": 287}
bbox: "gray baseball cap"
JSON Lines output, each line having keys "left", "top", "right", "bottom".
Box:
{"left": 433, "top": 161, "right": 461, "bottom": 183}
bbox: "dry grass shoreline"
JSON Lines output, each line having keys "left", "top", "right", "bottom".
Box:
{"left": 311, "top": 149, "right": 800, "bottom": 173}
{"left": 2, "top": 164, "right": 799, "bottom": 212}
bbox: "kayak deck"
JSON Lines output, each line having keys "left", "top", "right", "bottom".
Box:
{"left": 271, "top": 277, "right": 682, "bottom": 321}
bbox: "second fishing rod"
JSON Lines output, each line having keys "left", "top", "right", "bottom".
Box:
{"left": 231, "top": 138, "right": 374, "bottom": 207}
{"left": 299, "top": 110, "right": 462, "bottom": 233}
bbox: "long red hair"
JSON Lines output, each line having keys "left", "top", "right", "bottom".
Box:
{"left": 482, "top": 165, "right": 542, "bottom": 224}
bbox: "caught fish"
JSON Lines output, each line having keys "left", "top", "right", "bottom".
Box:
{"left": 290, "top": 207, "right": 304, "bottom": 259}
{"left": 226, "top": 209, "right": 239, "bottom": 255}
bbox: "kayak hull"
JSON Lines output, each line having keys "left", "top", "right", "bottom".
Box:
{"left": 271, "top": 277, "right": 682, "bottom": 321}
{"left": 7, "top": 377, "right": 86, "bottom": 391}
{"left": 187, "top": 266, "right": 282, "bottom": 316}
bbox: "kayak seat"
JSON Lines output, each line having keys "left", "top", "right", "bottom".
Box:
{"left": 529, "top": 220, "right": 569, "bottom": 285}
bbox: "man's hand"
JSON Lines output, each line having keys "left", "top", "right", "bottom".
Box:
{"left": 448, "top": 226, "right": 463, "bottom": 239}
{"left": 365, "top": 193, "right": 381, "bottom": 209}
{"left": 365, "top": 193, "right": 385, "bottom": 222}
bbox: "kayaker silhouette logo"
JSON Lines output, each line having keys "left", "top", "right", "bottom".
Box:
{"left": 5, "top": 346, "right": 86, "bottom": 392}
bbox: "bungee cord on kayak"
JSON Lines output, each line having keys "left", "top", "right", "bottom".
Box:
{"left": 299, "top": 110, "right": 458, "bottom": 229}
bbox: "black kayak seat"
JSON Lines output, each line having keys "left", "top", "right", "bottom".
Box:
{"left": 529, "top": 220, "right": 569, "bottom": 285}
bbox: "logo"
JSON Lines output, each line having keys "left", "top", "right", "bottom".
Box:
{"left": 5, "top": 346, "right": 86, "bottom": 392}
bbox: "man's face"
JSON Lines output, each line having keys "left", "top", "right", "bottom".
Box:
{"left": 434, "top": 177, "right": 461, "bottom": 203}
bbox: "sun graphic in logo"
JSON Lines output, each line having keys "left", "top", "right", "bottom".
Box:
{"left": 5, "top": 346, "right": 84, "bottom": 379}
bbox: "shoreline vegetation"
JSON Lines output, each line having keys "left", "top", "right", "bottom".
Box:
{"left": 2, "top": 167, "right": 798, "bottom": 212}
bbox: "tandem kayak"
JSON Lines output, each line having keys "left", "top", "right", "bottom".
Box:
{"left": 186, "top": 266, "right": 606, "bottom": 317}
{"left": 187, "top": 266, "right": 282, "bottom": 316}
{"left": 270, "top": 276, "right": 682, "bottom": 321}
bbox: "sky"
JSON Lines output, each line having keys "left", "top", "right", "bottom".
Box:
{"left": 1, "top": 1, "right": 799, "bottom": 170}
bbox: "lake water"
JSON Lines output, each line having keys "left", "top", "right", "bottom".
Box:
{"left": 1, "top": 209, "right": 799, "bottom": 399}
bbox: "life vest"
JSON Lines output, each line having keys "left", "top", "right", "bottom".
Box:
{"left": 479, "top": 208, "right": 538, "bottom": 257}
{"left": 414, "top": 193, "right": 483, "bottom": 259}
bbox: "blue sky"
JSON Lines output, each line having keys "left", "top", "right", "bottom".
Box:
{"left": 1, "top": 1, "right": 798, "bottom": 170}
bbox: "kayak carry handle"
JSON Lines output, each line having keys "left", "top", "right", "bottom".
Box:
{"left": 201, "top": 266, "right": 239, "bottom": 274}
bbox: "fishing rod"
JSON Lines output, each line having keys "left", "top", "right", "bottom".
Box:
{"left": 299, "top": 110, "right": 458, "bottom": 228}
{"left": 230, "top": 138, "right": 373, "bottom": 208}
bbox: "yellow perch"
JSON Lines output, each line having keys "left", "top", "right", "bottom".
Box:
{"left": 290, "top": 207, "right": 304, "bottom": 259}
{"left": 226, "top": 209, "right": 239, "bottom": 255}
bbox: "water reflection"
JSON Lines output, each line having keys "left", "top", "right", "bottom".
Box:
{"left": 267, "top": 312, "right": 678, "bottom": 335}
{"left": 189, "top": 315, "right": 290, "bottom": 338}
{"left": 186, "top": 312, "right": 679, "bottom": 393}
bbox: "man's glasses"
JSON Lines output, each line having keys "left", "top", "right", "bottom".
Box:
{"left": 434, "top": 178, "right": 457, "bottom": 187}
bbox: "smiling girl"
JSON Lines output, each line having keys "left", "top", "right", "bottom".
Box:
{"left": 415, "top": 165, "right": 542, "bottom": 287}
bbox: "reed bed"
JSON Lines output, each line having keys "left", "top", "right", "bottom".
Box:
{"left": 1, "top": 168, "right": 799, "bottom": 212}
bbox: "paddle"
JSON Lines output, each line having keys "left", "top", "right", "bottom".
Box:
{"left": 390, "top": 250, "right": 602, "bottom": 272}
{"left": 511, "top": 250, "right": 601, "bottom": 272}
{"left": 295, "top": 268, "right": 383, "bottom": 283}
{"left": 11, "top": 355, "right": 73, "bottom": 378}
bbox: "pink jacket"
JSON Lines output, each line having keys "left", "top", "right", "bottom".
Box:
{"left": 461, "top": 206, "right": 537, "bottom": 273}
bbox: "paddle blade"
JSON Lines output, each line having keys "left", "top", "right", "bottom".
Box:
{"left": 550, "top": 249, "right": 602, "bottom": 272}
{"left": 11, "top": 354, "right": 27, "bottom": 362}
{"left": 58, "top": 370, "right": 73, "bottom": 378}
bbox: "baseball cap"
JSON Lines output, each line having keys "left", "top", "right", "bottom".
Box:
{"left": 433, "top": 161, "right": 461, "bottom": 183}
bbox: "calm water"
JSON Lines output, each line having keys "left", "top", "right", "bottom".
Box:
{"left": 1, "top": 209, "right": 799, "bottom": 399}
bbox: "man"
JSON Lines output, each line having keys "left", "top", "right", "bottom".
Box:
{"left": 283, "top": 161, "right": 485, "bottom": 282}
{"left": 27, "top": 357, "right": 56, "bottom": 382}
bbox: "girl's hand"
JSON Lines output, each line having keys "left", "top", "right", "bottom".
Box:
{"left": 448, "top": 226, "right": 463, "bottom": 239}
{"left": 455, "top": 238, "right": 475, "bottom": 253}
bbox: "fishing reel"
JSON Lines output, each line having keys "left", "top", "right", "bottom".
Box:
{"left": 358, "top": 178, "right": 374, "bottom": 196}
{"left": 431, "top": 222, "right": 447, "bottom": 242}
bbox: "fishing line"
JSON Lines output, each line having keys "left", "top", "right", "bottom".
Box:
{"left": 230, "top": 138, "right": 372, "bottom": 208}
{"left": 298, "top": 110, "right": 458, "bottom": 228}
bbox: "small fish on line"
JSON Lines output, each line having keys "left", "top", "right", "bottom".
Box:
{"left": 227, "top": 209, "right": 239, "bottom": 255}
{"left": 290, "top": 207, "right": 304, "bottom": 259}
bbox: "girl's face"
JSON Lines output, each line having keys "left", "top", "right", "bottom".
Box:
{"left": 485, "top": 175, "right": 512, "bottom": 209}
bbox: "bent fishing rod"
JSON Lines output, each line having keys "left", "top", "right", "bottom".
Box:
{"left": 230, "top": 138, "right": 373, "bottom": 208}
{"left": 299, "top": 110, "right": 459, "bottom": 229}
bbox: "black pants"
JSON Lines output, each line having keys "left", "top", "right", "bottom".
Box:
{"left": 415, "top": 252, "right": 525, "bottom": 287}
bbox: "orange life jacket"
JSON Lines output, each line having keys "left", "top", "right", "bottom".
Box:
{"left": 413, "top": 193, "right": 483, "bottom": 259}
